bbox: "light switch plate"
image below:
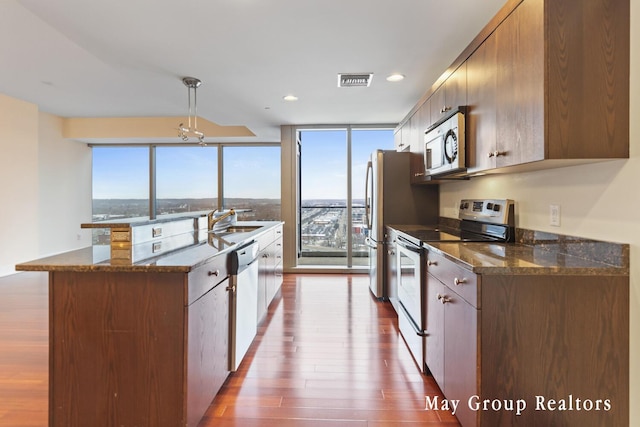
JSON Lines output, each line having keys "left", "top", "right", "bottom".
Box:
{"left": 550, "top": 204, "right": 561, "bottom": 227}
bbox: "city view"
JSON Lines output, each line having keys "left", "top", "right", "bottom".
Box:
{"left": 92, "top": 198, "right": 369, "bottom": 258}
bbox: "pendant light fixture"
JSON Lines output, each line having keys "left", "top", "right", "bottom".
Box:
{"left": 178, "top": 77, "right": 206, "bottom": 145}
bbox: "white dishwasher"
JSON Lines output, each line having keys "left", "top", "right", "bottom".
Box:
{"left": 227, "top": 240, "right": 260, "bottom": 371}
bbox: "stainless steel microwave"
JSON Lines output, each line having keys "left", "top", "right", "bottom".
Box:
{"left": 424, "top": 108, "right": 466, "bottom": 177}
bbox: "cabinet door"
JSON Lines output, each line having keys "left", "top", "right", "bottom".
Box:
{"left": 445, "top": 63, "right": 467, "bottom": 113}
{"left": 410, "top": 101, "right": 429, "bottom": 183}
{"left": 430, "top": 65, "right": 467, "bottom": 125}
{"left": 430, "top": 85, "right": 447, "bottom": 124}
{"left": 187, "top": 278, "right": 229, "bottom": 427}
{"left": 444, "top": 291, "right": 478, "bottom": 427}
{"left": 394, "top": 128, "right": 406, "bottom": 152}
{"left": 425, "top": 276, "right": 445, "bottom": 387}
{"left": 257, "top": 251, "right": 268, "bottom": 322}
{"left": 467, "top": 32, "right": 497, "bottom": 173}
{"left": 270, "top": 235, "right": 283, "bottom": 298}
{"left": 495, "top": 0, "right": 544, "bottom": 168}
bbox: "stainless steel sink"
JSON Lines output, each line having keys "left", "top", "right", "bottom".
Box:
{"left": 209, "top": 225, "right": 262, "bottom": 235}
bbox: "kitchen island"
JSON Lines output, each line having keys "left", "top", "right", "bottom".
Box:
{"left": 15, "top": 220, "right": 283, "bottom": 427}
{"left": 390, "top": 225, "right": 629, "bottom": 427}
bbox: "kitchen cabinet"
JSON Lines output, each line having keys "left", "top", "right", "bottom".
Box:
{"left": 400, "top": 0, "right": 628, "bottom": 177}
{"left": 466, "top": 0, "right": 628, "bottom": 174}
{"left": 409, "top": 101, "right": 430, "bottom": 184}
{"left": 493, "top": 0, "right": 544, "bottom": 169}
{"left": 47, "top": 259, "right": 230, "bottom": 427}
{"left": 425, "top": 253, "right": 478, "bottom": 427}
{"left": 424, "top": 248, "right": 629, "bottom": 426}
{"left": 385, "top": 226, "right": 400, "bottom": 314}
{"left": 430, "top": 64, "right": 467, "bottom": 125}
{"left": 394, "top": 128, "right": 407, "bottom": 152}
{"left": 466, "top": 30, "right": 497, "bottom": 173}
{"left": 186, "top": 275, "right": 229, "bottom": 427}
{"left": 256, "top": 223, "right": 284, "bottom": 323}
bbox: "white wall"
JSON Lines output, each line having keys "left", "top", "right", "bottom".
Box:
{"left": 37, "top": 112, "right": 92, "bottom": 256}
{"left": 439, "top": 3, "right": 640, "bottom": 421}
{"left": 0, "top": 94, "right": 39, "bottom": 276}
{"left": 0, "top": 95, "right": 92, "bottom": 276}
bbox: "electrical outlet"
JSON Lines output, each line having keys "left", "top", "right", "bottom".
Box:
{"left": 549, "top": 204, "right": 561, "bottom": 227}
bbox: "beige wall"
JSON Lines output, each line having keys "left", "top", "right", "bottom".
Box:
{"left": 37, "top": 112, "right": 92, "bottom": 256}
{"left": 439, "top": 3, "right": 639, "bottom": 421}
{"left": 0, "top": 95, "right": 92, "bottom": 276}
{"left": 0, "top": 94, "right": 39, "bottom": 276}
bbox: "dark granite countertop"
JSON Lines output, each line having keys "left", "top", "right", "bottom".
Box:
{"left": 80, "top": 211, "right": 209, "bottom": 228}
{"left": 15, "top": 221, "right": 283, "bottom": 273}
{"left": 387, "top": 224, "right": 629, "bottom": 276}
{"left": 425, "top": 241, "right": 628, "bottom": 275}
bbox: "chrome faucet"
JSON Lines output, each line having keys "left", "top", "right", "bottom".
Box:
{"left": 208, "top": 209, "right": 236, "bottom": 231}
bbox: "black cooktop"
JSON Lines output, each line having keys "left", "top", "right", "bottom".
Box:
{"left": 399, "top": 228, "right": 501, "bottom": 244}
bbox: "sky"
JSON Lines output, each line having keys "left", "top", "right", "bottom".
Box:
{"left": 92, "top": 129, "right": 393, "bottom": 201}
{"left": 300, "top": 128, "right": 394, "bottom": 200}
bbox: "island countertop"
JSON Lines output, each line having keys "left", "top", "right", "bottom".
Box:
{"left": 15, "top": 221, "right": 283, "bottom": 273}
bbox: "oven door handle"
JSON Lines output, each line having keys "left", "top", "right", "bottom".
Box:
{"left": 398, "top": 302, "right": 429, "bottom": 337}
{"left": 396, "top": 236, "right": 421, "bottom": 253}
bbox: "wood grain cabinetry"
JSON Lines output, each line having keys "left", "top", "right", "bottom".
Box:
{"left": 467, "top": 0, "right": 628, "bottom": 173}
{"left": 431, "top": 64, "right": 467, "bottom": 125}
{"left": 48, "top": 260, "right": 230, "bottom": 427}
{"left": 425, "top": 253, "right": 478, "bottom": 427}
{"left": 398, "top": 0, "right": 629, "bottom": 177}
{"left": 424, "top": 249, "right": 629, "bottom": 426}
{"left": 257, "top": 224, "right": 284, "bottom": 322}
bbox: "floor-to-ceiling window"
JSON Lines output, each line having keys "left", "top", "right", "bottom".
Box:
{"left": 91, "top": 143, "right": 281, "bottom": 234}
{"left": 222, "top": 145, "right": 281, "bottom": 220}
{"left": 297, "top": 127, "right": 394, "bottom": 268}
{"left": 156, "top": 146, "right": 218, "bottom": 214}
{"left": 92, "top": 146, "right": 150, "bottom": 221}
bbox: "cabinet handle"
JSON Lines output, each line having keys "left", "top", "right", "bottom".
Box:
{"left": 226, "top": 284, "right": 236, "bottom": 292}
{"left": 454, "top": 277, "right": 466, "bottom": 286}
{"left": 262, "top": 254, "right": 269, "bottom": 258}
{"left": 488, "top": 150, "right": 507, "bottom": 158}
{"left": 208, "top": 269, "right": 220, "bottom": 276}
{"left": 440, "top": 106, "right": 452, "bottom": 114}
{"left": 427, "top": 260, "right": 437, "bottom": 266}
{"left": 414, "top": 172, "right": 425, "bottom": 177}
{"left": 388, "top": 250, "right": 395, "bottom": 255}
{"left": 437, "top": 294, "right": 450, "bottom": 304}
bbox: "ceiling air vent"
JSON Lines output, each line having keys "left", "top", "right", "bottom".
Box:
{"left": 338, "top": 73, "right": 373, "bottom": 87}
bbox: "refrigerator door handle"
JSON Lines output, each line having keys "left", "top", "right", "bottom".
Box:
{"left": 364, "top": 237, "right": 377, "bottom": 249}
{"left": 364, "top": 160, "right": 373, "bottom": 230}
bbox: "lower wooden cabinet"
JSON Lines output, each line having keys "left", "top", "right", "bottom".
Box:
{"left": 256, "top": 224, "right": 284, "bottom": 323}
{"left": 424, "top": 249, "right": 629, "bottom": 427}
{"left": 48, "top": 268, "right": 230, "bottom": 427}
{"left": 186, "top": 276, "right": 229, "bottom": 427}
{"left": 426, "top": 268, "right": 478, "bottom": 427}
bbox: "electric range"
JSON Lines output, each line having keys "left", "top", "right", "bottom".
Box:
{"left": 393, "top": 199, "right": 514, "bottom": 374}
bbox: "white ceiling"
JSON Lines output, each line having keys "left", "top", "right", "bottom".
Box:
{"left": 0, "top": 0, "right": 506, "bottom": 143}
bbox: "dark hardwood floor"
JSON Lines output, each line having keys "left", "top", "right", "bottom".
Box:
{"left": 0, "top": 272, "right": 459, "bottom": 426}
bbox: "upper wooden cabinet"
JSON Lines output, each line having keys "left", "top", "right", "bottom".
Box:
{"left": 400, "top": 0, "right": 629, "bottom": 177}
{"left": 430, "top": 64, "right": 467, "bottom": 126}
{"left": 470, "top": 0, "right": 628, "bottom": 173}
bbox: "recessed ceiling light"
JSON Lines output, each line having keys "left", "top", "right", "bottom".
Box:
{"left": 283, "top": 95, "right": 298, "bottom": 101}
{"left": 386, "top": 73, "right": 405, "bottom": 82}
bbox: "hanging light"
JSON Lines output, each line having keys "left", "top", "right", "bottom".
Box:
{"left": 178, "top": 77, "right": 206, "bottom": 145}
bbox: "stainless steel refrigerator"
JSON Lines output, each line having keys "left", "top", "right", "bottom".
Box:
{"left": 364, "top": 150, "right": 439, "bottom": 299}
